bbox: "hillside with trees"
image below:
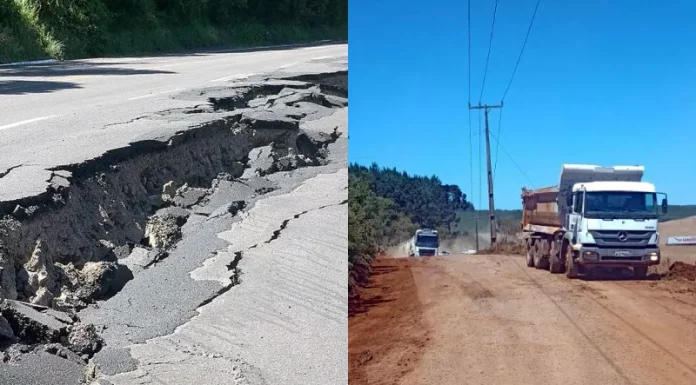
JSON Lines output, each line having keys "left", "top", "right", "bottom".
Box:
{"left": 0, "top": 0, "right": 347, "bottom": 63}
{"left": 348, "top": 163, "right": 472, "bottom": 295}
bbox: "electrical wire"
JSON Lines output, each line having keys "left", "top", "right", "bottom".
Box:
{"left": 488, "top": 129, "right": 536, "bottom": 188}
{"left": 468, "top": 0, "right": 474, "bottom": 214}
{"left": 478, "top": 0, "right": 499, "bottom": 104}
{"left": 501, "top": 0, "right": 541, "bottom": 102}
{"left": 468, "top": 0, "right": 472, "bottom": 107}
{"left": 492, "top": 107, "right": 503, "bottom": 181}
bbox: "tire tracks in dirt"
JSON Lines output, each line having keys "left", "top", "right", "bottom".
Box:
{"left": 509, "top": 254, "right": 696, "bottom": 384}
{"left": 612, "top": 282, "right": 696, "bottom": 326}
{"left": 587, "top": 281, "right": 696, "bottom": 378}
{"left": 504, "top": 255, "right": 634, "bottom": 385}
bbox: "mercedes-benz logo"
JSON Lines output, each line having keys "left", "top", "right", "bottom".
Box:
{"left": 617, "top": 231, "right": 629, "bottom": 242}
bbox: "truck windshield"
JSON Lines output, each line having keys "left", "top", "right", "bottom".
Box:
{"left": 584, "top": 191, "right": 658, "bottom": 219}
{"left": 415, "top": 235, "right": 439, "bottom": 248}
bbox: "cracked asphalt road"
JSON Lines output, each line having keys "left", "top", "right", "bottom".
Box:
{"left": 0, "top": 42, "right": 347, "bottom": 203}
{"left": 0, "top": 43, "right": 347, "bottom": 385}
{"left": 106, "top": 170, "right": 347, "bottom": 385}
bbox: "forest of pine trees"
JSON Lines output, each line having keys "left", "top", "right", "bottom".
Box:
{"left": 348, "top": 162, "right": 473, "bottom": 294}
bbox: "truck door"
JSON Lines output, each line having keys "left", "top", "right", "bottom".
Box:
{"left": 568, "top": 192, "right": 582, "bottom": 244}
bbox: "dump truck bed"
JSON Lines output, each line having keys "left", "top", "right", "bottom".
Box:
{"left": 521, "top": 186, "right": 563, "bottom": 230}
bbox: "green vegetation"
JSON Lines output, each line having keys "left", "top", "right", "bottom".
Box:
{"left": 660, "top": 205, "right": 696, "bottom": 222}
{"left": 348, "top": 163, "right": 472, "bottom": 294}
{"left": 454, "top": 209, "right": 522, "bottom": 235}
{"left": 0, "top": 0, "right": 347, "bottom": 63}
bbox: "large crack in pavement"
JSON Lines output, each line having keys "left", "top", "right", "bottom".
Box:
{"left": 265, "top": 199, "right": 349, "bottom": 245}
{"left": 101, "top": 169, "right": 348, "bottom": 385}
{"left": 0, "top": 66, "right": 347, "bottom": 384}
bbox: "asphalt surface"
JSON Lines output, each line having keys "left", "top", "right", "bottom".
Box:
{"left": 0, "top": 43, "right": 347, "bottom": 385}
{"left": 349, "top": 255, "right": 696, "bottom": 385}
{"left": 84, "top": 108, "right": 348, "bottom": 384}
{"left": 0, "top": 42, "right": 347, "bottom": 203}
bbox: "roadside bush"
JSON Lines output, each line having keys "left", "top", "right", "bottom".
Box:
{"left": 1, "top": 0, "right": 347, "bottom": 63}
{"left": 0, "top": 0, "right": 43, "bottom": 62}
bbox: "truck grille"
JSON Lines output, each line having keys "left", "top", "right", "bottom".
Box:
{"left": 419, "top": 249, "right": 436, "bottom": 256}
{"left": 600, "top": 256, "right": 644, "bottom": 262}
{"left": 589, "top": 230, "right": 653, "bottom": 248}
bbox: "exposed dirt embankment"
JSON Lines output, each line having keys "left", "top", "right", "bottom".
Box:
{"left": 349, "top": 257, "right": 429, "bottom": 385}
{"left": 0, "top": 71, "right": 347, "bottom": 362}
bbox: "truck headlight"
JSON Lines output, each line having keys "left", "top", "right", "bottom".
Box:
{"left": 582, "top": 251, "right": 598, "bottom": 260}
{"left": 648, "top": 252, "right": 659, "bottom": 261}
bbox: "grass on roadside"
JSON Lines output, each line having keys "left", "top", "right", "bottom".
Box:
{"left": 1, "top": 0, "right": 347, "bottom": 63}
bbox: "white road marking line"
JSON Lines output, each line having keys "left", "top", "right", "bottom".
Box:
{"left": 210, "top": 73, "right": 256, "bottom": 82}
{"left": 278, "top": 62, "right": 300, "bottom": 69}
{"left": 127, "top": 94, "right": 157, "bottom": 101}
{"left": 127, "top": 88, "right": 184, "bottom": 101}
{"left": 0, "top": 115, "right": 59, "bottom": 131}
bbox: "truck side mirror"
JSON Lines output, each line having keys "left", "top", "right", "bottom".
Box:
{"left": 661, "top": 198, "right": 668, "bottom": 214}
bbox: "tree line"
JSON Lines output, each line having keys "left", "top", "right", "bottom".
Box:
{"left": 1, "top": 0, "right": 347, "bottom": 62}
{"left": 348, "top": 162, "right": 473, "bottom": 295}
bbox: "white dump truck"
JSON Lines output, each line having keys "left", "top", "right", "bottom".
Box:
{"left": 521, "top": 164, "right": 668, "bottom": 279}
{"left": 407, "top": 229, "right": 439, "bottom": 257}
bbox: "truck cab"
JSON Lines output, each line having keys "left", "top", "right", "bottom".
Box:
{"left": 567, "top": 181, "right": 666, "bottom": 273}
{"left": 409, "top": 229, "right": 439, "bottom": 257}
{"left": 522, "top": 164, "right": 668, "bottom": 279}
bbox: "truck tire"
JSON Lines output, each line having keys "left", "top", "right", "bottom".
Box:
{"left": 534, "top": 240, "right": 550, "bottom": 270}
{"left": 526, "top": 239, "right": 535, "bottom": 267}
{"left": 549, "top": 252, "right": 563, "bottom": 274}
{"left": 564, "top": 242, "right": 579, "bottom": 279}
{"left": 533, "top": 243, "right": 543, "bottom": 269}
{"left": 549, "top": 238, "right": 565, "bottom": 274}
{"left": 633, "top": 266, "right": 648, "bottom": 280}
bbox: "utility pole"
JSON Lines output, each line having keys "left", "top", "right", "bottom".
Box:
{"left": 469, "top": 102, "right": 503, "bottom": 245}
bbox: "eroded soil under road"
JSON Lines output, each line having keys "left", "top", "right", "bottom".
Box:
{"left": 349, "top": 254, "right": 696, "bottom": 385}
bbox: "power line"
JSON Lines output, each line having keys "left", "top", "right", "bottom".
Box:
{"left": 468, "top": 0, "right": 472, "bottom": 106}
{"left": 468, "top": 0, "right": 474, "bottom": 212}
{"left": 501, "top": 0, "right": 541, "bottom": 102}
{"left": 478, "top": 0, "right": 499, "bottom": 103}
{"left": 492, "top": 107, "right": 503, "bottom": 180}
{"left": 487, "top": 129, "right": 536, "bottom": 188}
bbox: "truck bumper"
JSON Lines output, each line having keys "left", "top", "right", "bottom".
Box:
{"left": 575, "top": 246, "right": 660, "bottom": 267}
{"left": 416, "top": 248, "right": 437, "bottom": 257}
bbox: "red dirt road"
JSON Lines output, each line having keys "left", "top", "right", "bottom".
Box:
{"left": 349, "top": 254, "right": 696, "bottom": 385}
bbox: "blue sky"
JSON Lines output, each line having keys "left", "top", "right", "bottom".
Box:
{"left": 348, "top": 0, "right": 696, "bottom": 209}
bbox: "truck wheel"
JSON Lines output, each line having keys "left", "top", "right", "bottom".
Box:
{"left": 633, "top": 266, "right": 648, "bottom": 280}
{"left": 549, "top": 252, "right": 563, "bottom": 274}
{"left": 535, "top": 240, "right": 550, "bottom": 270}
{"left": 533, "top": 243, "right": 544, "bottom": 269}
{"left": 549, "top": 238, "right": 565, "bottom": 274}
{"left": 526, "top": 240, "right": 535, "bottom": 267}
{"left": 564, "top": 242, "right": 579, "bottom": 279}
